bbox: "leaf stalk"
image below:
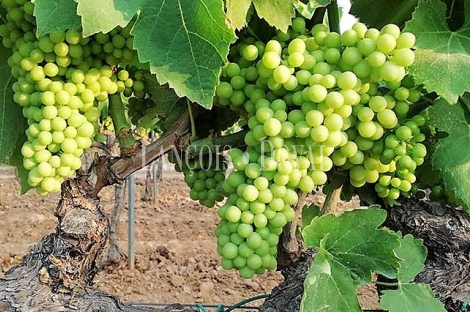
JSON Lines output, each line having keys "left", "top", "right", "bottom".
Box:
{"left": 327, "top": 0, "right": 341, "bottom": 33}
{"left": 108, "top": 94, "right": 135, "bottom": 150}
{"left": 187, "top": 100, "right": 197, "bottom": 141}
{"left": 375, "top": 281, "right": 400, "bottom": 287}
{"left": 184, "top": 129, "right": 248, "bottom": 157}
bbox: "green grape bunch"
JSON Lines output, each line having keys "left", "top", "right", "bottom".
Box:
{"left": 168, "top": 148, "right": 227, "bottom": 208}
{"left": 0, "top": 0, "right": 140, "bottom": 194}
{"left": 216, "top": 18, "right": 425, "bottom": 201}
{"left": 212, "top": 16, "right": 427, "bottom": 277}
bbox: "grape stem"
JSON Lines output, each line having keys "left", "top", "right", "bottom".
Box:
{"left": 108, "top": 94, "right": 135, "bottom": 151}
{"left": 246, "top": 25, "right": 263, "bottom": 42}
{"left": 327, "top": 0, "right": 341, "bottom": 33}
{"left": 184, "top": 129, "right": 249, "bottom": 157}
{"left": 187, "top": 99, "right": 197, "bottom": 141}
{"left": 375, "top": 281, "right": 399, "bottom": 287}
{"left": 320, "top": 170, "right": 345, "bottom": 215}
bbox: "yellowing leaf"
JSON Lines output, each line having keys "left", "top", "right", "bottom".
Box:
{"left": 225, "top": 0, "right": 252, "bottom": 30}
{"left": 252, "top": 0, "right": 297, "bottom": 33}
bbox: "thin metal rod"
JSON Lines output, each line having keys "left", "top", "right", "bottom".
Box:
{"left": 153, "top": 161, "right": 158, "bottom": 207}
{"left": 150, "top": 131, "right": 159, "bottom": 208}
{"left": 128, "top": 174, "right": 135, "bottom": 270}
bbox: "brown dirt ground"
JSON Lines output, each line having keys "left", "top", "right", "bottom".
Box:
{"left": 0, "top": 171, "right": 380, "bottom": 311}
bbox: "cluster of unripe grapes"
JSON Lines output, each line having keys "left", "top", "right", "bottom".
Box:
{"left": 169, "top": 150, "right": 227, "bottom": 208}
{"left": 412, "top": 178, "right": 461, "bottom": 207}
{"left": 213, "top": 17, "right": 426, "bottom": 276}
{"left": 215, "top": 147, "right": 297, "bottom": 278}
{"left": 427, "top": 184, "right": 460, "bottom": 207}
{"left": 0, "top": 0, "right": 142, "bottom": 194}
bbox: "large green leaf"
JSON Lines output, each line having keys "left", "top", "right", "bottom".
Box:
{"left": 350, "top": 0, "right": 417, "bottom": 29}
{"left": 132, "top": 0, "right": 236, "bottom": 108}
{"left": 252, "top": 0, "right": 297, "bottom": 33}
{"left": 301, "top": 203, "right": 321, "bottom": 229}
{"left": 426, "top": 100, "right": 470, "bottom": 211}
{"left": 0, "top": 46, "right": 29, "bottom": 192}
{"left": 405, "top": 0, "right": 470, "bottom": 104}
{"left": 302, "top": 206, "right": 400, "bottom": 281}
{"left": 300, "top": 252, "right": 362, "bottom": 312}
{"left": 310, "top": 0, "right": 331, "bottom": 9}
{"left": 378, "top": 233, "right": 443, "bottom": 312}
{"left": 76, "top": 0, "right": 141, "bottom": 36}
{"left": 144, "top": 72, "right": 181, "bottom": 117}
{"left": 0, "top": 45, "right": 22, "bottom": 164}
{"left": 295, "top": 1, "right": 330, "bottom": 19}
{"left": 395, "top": 234, "right": 427, "bottom": 283}
{"left": 34, "top": 0, "right": 81, "bottom": 36}
{"left": 225, "top": 0, "right": 296, "bottom": 32}
{"left": 380, "top": 284, "right": 446, "bottom": 312}
{"left": 225, "top": 0, "right": 252, "bottom": 30}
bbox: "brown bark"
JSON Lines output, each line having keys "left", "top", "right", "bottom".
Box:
{"left": 0, "top": 171, "right": 195, "bottom": 312}
{"left": 259, "top": 249, "right": 315, "bottom": 312}
{"left": 110, "top": 110, "right": 190, "bottom": 180}
{"left": 380, "top": 198, "right": 470, "bottom": 312}
{"left": 0, "top": 112, "right": 193, "bottom": 311}
{"left": 276, "top": 191, "right": 306, "bottom": 269}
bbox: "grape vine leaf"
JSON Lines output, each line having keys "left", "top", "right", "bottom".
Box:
{"left": 301, "top": 203, "right": 320, "bottom": 228}
{"left": 225, "top": 0, "right": 296, "bottom": 32}
{"left": 34, "top": 0, "right": 81, "bottom": 36}
{"left": 0, "top": 46, "right": 22, "bottom": 163}
{"left": 0, "top": 45, "right": 30, "bottom": 193}
{"left": 302, "top": 206, "right": 401, "bottom": 282}
{"left": 132, "top": 0, "right": 236, "bottom": 109}
{"left": 300, "top": 252, "right": 362, "bottom": 312}
{"left": 310, "top": 0, "right": 331, "bottom": 8}
{"left": 413, "top": 159, "right": 442, "bottom": 189}
{"left": 405, "top": 0, "right": 470, "bottom": 104}
{"left": 378, "top": 233, "right": 444, "bottom": 312}
{"left": 75, "top": 0, "right": 141, "bottom": 36}
{"left": 295, "top": 1, "right": 330, "bottom": 19}
{"left": 144, "top": 71, "right": 187, "bottom": 131}
{"left": 0, "top": 48, "right": 13, "bottom": 163}
{"left": 144, "top": 72, "right": 181, "bottom": 117}
{"left": 395, "top": 234, "right": 427, "bottom": 283}
{"left": 252, "top": 0, "right": 297, "bottom": 33}
{"left": 295, "top": 2, "right": 314, "bottom": 19}
{"left": 425, "top": 99, "right": 470, "bottom": 212}
{"left": 380, "top": 284, "right": 446, "bottom": 312}
{"left": 225, "top": 0, "right": 253, "bottom": 30}
{"left": 350, "top": 0, "right": 417, "bottom": 29}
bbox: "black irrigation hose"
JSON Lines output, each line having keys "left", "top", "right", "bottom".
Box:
{"left": 128, "top": 301, "right": 259, "bottom": 310}
{"left": 127, "top": 294, "right": 268, "bottom": 311}
{"left": 127, "top": 295, "right": 386, "bottom": 311}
